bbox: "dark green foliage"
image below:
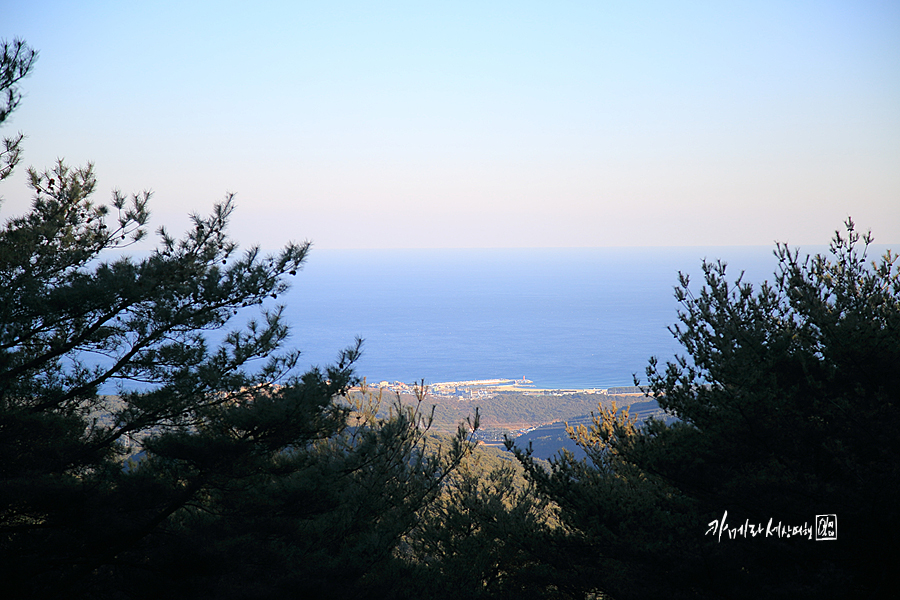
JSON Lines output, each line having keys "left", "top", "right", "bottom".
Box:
{"left": 405, "top": 445, "right": 566, "bottom": 599}
{"left": 0, "top": 46, "right": 477, "bottom": 598}
{"left": 107, "top": 386, "right": 477, "bottom": 600}
{"left": 510, "top": 222, "right": 900, "bottom": 599}
{"left": 0, "top": 169, "right": 477, "bottom": 598}
{"left": 0, "top": 38, "right": 36, "bottom": 181}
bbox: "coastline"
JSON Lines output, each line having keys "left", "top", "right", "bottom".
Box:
{"left": 362, "top": 377, "right": 645, "bottom": 397}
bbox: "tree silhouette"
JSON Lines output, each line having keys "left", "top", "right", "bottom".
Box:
{"left": 510, "top": 222, "right": 900, "bottom": 599}
{"left": 0, "top": 41, "right": 476, "bottom": 599}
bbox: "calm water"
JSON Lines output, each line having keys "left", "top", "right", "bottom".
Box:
{"left": 279, "top": 246, "right": 786, "bottom": 389}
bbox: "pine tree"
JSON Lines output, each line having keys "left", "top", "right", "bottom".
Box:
{"left": 0, "top": 41, "right": 476, "bottom": 599}
{"left": 405, "top": 450, "right": 563, "bottom": 599}
{"left": 0, "top": 38, "right": 37, "bottom": 181}
{"left": 511, "top": 222, "right": 900, "bottom": 599}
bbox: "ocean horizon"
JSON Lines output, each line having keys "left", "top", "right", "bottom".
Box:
{"left": 279, "top": 245, "right": 803, "bottom": 389}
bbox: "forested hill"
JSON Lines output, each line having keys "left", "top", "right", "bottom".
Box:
{"left": 354, "top": 388, "right": 649, "bottom": 432}
{"left": 510, "top": 399, "right": 675, "bottom": 460}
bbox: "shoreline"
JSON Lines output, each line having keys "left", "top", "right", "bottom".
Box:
{"left": 363, "top": 377, "right": 646, "bottom": 397}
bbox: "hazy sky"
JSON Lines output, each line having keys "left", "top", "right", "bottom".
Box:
{"left": 3, "top": 1, "right": 898, "bottom": 249}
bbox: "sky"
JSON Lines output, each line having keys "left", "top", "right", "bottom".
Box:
{"left": 2, "top": 1, "right": 898, "bottom": 249}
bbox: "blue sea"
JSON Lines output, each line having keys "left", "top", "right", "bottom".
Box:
{"left": 278, "top": 246, "right": 791, "bottom": 390}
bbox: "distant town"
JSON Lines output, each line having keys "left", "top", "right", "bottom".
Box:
{"left": 363, "top": 377, "right": 644, "bottom": 400}
{"left": 349, "top": 377, "right": 656, "bottom": 448}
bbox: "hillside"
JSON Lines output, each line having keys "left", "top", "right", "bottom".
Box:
{"left": 508, "top": 399, "right": 675, "bottom": 460}
{"left": 372, "top": 389, "right": 649, "bottom": 433}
